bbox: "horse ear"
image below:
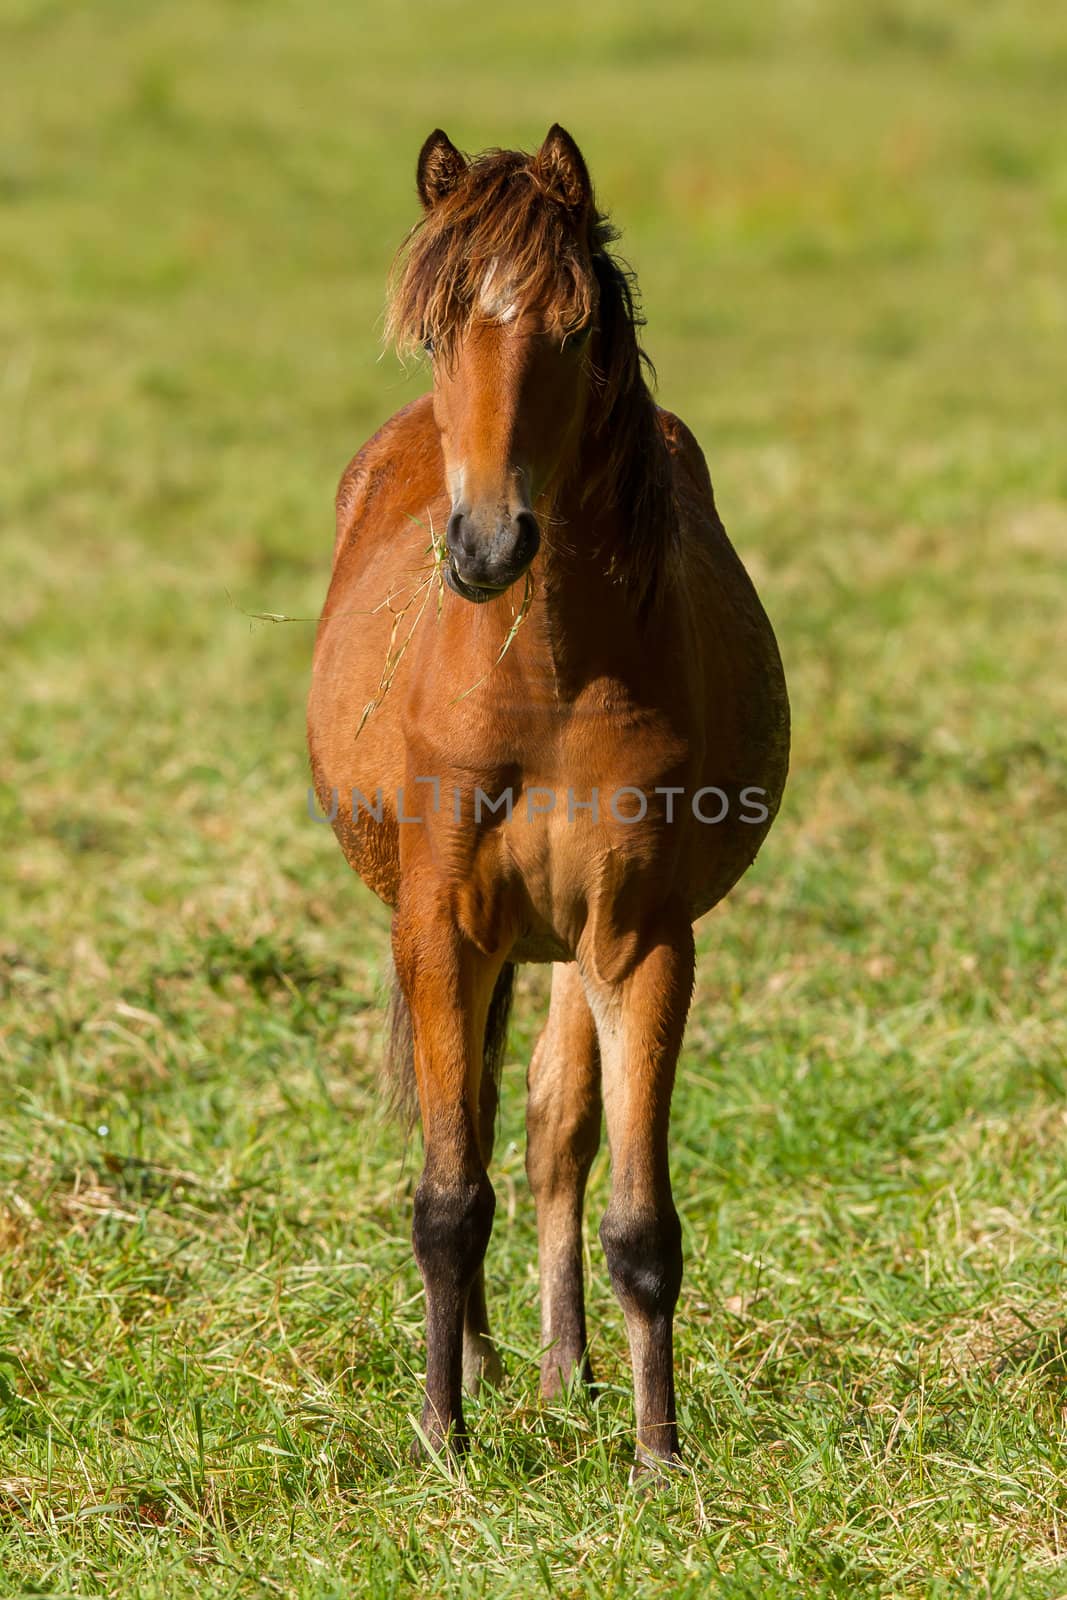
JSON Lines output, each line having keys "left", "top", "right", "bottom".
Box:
{"left": 535, "top": 124, "right": 592, "bottom": 215}
{"left": 416, "top": 129, "right": 467, "bottom": 211}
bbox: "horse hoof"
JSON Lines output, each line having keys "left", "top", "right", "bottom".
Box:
{"left": 628, "top": 1450, "right": 685, "bottom": 1493}
{"left": 409, "top": 1420, "right": 469, "bottom": 1465}
{"left": 539, "top": 1355, "right": 597, "bottom": 1403}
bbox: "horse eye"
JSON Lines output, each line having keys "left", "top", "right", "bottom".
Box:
{"left": 423, "top": 336, "right": 435, "bottom": 357}
{"left": 569, "top": 325, "right": 592, "bottom": 349}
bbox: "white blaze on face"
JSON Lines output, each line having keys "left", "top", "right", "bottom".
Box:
{"left": 479, "top": 258, "right": 518, "bottom": 325}
{"left": 447, "top": 463, "right": 466, "bottom": 513}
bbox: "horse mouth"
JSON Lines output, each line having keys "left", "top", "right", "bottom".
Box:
{"left": 444, "top": 561, "right": 511, "bottom": 605}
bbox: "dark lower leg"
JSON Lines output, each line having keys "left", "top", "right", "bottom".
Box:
{"left": 599, "top": 1203, "right": 682, "bottom": 1463}
{"left": 395, "top": 909, "right": 504, "bottom": 1456}
{"left": 413, "top": 1167, "right": 495, "bottom": 1451}
{"left": 588, "top": 922, "right": 693, "bottom": 1470}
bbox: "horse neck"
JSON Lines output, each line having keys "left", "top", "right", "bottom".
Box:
{"left": 535, "top": 381, "right": 675, "bottom": 623}
{"left": 523, "top": 450, "right": 675, "bottom": 698}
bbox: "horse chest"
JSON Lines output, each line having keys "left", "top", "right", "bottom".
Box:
{"left": 438, "top": 714, "right": 705, "bottom": 961}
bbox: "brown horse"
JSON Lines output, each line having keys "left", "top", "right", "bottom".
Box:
{"left": 307, "top": 126, "right": 789, "bottom": 1478}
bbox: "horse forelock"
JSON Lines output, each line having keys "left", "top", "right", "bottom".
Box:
{"left": 386, "top": 150, "right": 626, "bottom": 354}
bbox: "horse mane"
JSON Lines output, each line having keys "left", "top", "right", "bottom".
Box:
{"left": 385, "top": 146, "right": 678, "bottom": 607}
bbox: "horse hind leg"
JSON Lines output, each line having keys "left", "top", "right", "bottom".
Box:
{"left": 526, "top": 962, "right": 602, "bottom": 1399}
{"left": 462, "top": 964, "right": 515, "bottom": 1394}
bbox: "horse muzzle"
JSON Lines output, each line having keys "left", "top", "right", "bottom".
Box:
{"left": 445, "top": 507, "right": 540, "bottom": 603}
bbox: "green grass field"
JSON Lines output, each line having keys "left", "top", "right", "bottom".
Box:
{"left": 3, "top": 1, "right": 1066, "bottom": 1594}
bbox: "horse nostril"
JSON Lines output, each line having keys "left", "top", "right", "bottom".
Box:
{"left": 513, "top": 510, "right": 540, "bottom": 563}
{"left": 446, "top": 509, "right": 468, "bottom": 558}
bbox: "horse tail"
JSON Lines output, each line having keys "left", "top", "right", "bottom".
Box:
{"left": 383, "top": 963, "right": 417, "bottom": 1125}
{"left": 384, "top": 961, "right": 517, "bottom": 1130}
{"left": 483, "top": 961, "right": 517, "bottom": 1110}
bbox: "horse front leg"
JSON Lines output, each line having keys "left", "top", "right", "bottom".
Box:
{"left": 393, "top": 902, "right": 504, "bottom": 1457}
{"left": 583, "top": 918, "right": 694, "bottom": 1479}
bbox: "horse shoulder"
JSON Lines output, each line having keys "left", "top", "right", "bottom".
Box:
{"left": 332, "top": 394, "right": 442, "bottom": 565}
